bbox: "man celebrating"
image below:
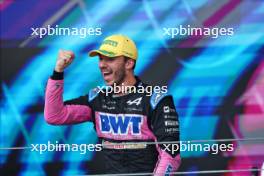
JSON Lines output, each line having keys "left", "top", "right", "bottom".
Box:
{"left": 44, "top": 34, "right": 181, "bottom": 175}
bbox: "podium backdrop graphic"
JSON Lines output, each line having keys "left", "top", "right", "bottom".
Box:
{"left": 1, "top": 0, "right": 263, "bottom": 175}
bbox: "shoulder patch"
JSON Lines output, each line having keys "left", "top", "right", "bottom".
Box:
{"left": 88, "top": 87, "right": 100, "bottom": 102}
{"left": 150, "top": 91, "right": 168, "bottom": 109}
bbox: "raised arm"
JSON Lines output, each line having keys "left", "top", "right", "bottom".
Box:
{"left": 44, "top": 50, "right": 92, "bottom": 125}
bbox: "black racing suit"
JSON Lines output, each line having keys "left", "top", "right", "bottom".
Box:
{"left": 44, "top": 71, "right": 181, "bottom": 175}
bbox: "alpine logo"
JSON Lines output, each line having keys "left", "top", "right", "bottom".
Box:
{"left": 99, "top": 113, "right": 143, "bottom": 135}
{"left": 127, "top": 97, "right": 142, "bottom": 106}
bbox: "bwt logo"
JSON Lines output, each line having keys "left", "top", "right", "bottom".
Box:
{"left": 99, "top": 113, "right": 143, "bottom": 135}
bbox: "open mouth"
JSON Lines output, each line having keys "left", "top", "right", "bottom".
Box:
{"left": 103, "top": 72, "right": 111, "bottom": 76}
{"left": 102, "top": 70, "right": 113, "bottom": 80}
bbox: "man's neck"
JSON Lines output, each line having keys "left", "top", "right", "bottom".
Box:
{"left": 114, "top": 75, "right": 137, "bottom": 96}
{"left": 121, "top": 75, "right": 137, "bottom": 87}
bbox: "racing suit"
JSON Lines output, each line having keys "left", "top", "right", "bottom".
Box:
{"left": 44, "top": 71, "right": 181, "bottom": 175}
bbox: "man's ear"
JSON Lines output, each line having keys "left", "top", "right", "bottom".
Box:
{"left": 125, "top": 58, "right": 135, "bottom": 70}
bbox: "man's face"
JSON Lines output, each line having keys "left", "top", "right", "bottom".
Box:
{"left": 99, "top": 55, "right": 126, "bottom": 86}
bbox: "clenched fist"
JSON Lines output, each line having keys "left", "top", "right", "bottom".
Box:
{"left": 55, "top": 50, "right": 75, "bottom": 72}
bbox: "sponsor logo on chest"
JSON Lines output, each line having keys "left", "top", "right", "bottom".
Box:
{"left": 98, "top": 113, "right": 143, "bottom": 135}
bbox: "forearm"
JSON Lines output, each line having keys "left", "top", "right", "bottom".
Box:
{"left": 44, "top": 72, "right": 92, "bottom": 125}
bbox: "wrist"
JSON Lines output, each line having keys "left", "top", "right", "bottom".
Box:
{"left": 51, "top": 70, "right": 64, "bottom": 80}
{"left": 55, "top": 67, "right": 64, "bottom": 73}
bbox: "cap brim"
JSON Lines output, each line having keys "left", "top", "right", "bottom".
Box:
{"left": 88, "top": 50, "right": 101, "bottom": 57}
{"left": 88, "top": 50, "right": 118, "bottom": 58}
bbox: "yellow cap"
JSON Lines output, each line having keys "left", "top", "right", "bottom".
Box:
{"left": 89, "top": 34, "right": 138, "bottom": 60}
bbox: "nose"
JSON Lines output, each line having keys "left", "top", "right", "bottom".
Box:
{"left": 99, "top": 59, "right": 107, "bottom": 69}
